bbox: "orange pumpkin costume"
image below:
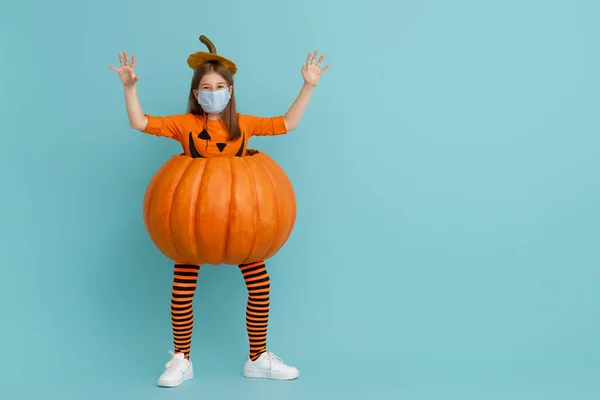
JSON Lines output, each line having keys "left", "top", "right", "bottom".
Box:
{"left": 141, "top": 116, "right": 297, "bottom": 266}
{"left": 141, "top": 36, "right": 296, "bottom": 361}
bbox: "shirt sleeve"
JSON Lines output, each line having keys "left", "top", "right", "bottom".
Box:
{"left": 240, "top": 114, "right": 288, "bottom": 137}
{"left": 141, "top": 114, "right": 188, "bottom": 141}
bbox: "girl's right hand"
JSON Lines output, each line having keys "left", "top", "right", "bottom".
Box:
{"left": 109, "top": 52, "right": 140, "bottom": 86}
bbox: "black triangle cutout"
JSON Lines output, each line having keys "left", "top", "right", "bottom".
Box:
{"left": 216, "top": 143, "right": 227, "bottom": 153}
{"left": 198, "top": 129, "right": 211, "bottom": 140}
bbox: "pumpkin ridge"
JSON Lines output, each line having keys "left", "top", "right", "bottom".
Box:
{"left": 168, "top": 157, "right": 194, "bottom": 261}
{"left": 240, "top": 154, "right": 276, "bottom": 263}
{"left": 223, "top": 157, "right": 234, "bottom": 263}
{"left": 252, "top": 154, "right": 280, "bottom": 262}
{"left": 194, "top": 158, "right": 232, "bottom": 265}
{"left": 191, "top": 160, "right": 208, "bottom": 263}
{"left": 144, "top": 158, "right": 173, "bottom": 250}
{"left": 150, "top": 157, "right": 189, "bottom": 261}
{"left": 260, "top": 155, "right": 296, "bottom": 253}
{"left": 244, "top": 157, "right": 259, "bottom": 263}
{"left": 171, "top": 157, "right": 205, "bottom": 263}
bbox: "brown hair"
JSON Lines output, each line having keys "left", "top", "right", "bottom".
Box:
{"left": 186, "top": 61, "right": 241, "bottom": 140}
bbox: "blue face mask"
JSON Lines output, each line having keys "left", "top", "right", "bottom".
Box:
{"left": 198, "top": 88, "right": 231, "bottom": 113}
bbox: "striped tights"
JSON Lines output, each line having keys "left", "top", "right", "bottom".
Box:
{"left": 170, "top": 261, "right": 270, "bottom": 361}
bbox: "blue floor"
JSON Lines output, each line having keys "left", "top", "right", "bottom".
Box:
{"left": 9, "top": 357, "right": 599, "bottom": 399}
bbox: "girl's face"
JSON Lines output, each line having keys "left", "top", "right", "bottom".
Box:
{"left": 193, "top": 71, "right": 232, "bottom": 100}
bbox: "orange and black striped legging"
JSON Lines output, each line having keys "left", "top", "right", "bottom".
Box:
{"left": 171, "top": 261, "right": 270, "bottom": 361}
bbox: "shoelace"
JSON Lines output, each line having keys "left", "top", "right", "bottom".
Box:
{"left": 165, "top": 350, "right": 184, "bottom": 370}
{"left": 265, "top": 352, "right": 284, "bottom": 366}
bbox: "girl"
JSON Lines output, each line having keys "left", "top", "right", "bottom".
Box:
{"left": 109, "top": 39, "right": 329, "bottom": 387}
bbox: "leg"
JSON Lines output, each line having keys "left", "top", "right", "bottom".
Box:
{"left": 239, "top": 261, "right": 271, "bottom": 361}
{"left": 156, "top": 262, "right": 199, "bottom": 388}
{"left": 239, "top": 261, "right": 299, "bottom": 380}
{"left": 171, "top": 263, "right": 200, "bottom": 359}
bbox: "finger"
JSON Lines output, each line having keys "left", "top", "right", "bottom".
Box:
{"left": 131, "top": 54, "right": 136, "bottom": 69}
{"left": 123, "top": 51, "right": 130, "bottom": 65}
{"left": 108, "top": 65, "right": 120, "bottom": 72}
{"left": 321, "top": 64, "right": 330, "bottom": 72}
{"left": 311, "top": 50, "right": 318, "bottom": 64}
{"left": 316, "top": 54, "right": 325, "bottom": 67}
{"left": 305, "top": 52, "right": 311, "bottom": 69}
{"left": 118, "top": 52, "right": 125, "bottom": 66}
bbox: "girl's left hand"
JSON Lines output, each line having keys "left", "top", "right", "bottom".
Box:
{"left": 302, "top": 51, "right": 330, "bottom": 87}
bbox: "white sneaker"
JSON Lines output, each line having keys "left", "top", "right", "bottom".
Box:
{"left": 243, "top": 352, "right": 299, "bottom": 380}
{"left": 156, "top": 351, "right": 194, "bottom": 387}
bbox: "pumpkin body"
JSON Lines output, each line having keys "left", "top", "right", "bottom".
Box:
{"left": 143, "top": 151, "right": 296, "bottom": 265}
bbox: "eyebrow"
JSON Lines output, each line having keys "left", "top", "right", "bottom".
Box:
{"left": 201, "top": 81, "right": 227, "bottom": 86}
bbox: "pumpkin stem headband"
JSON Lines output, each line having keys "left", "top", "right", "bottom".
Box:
{"left": 199, "top": 35, "right": 217, "bottom": 54}
{"left": 187, "top": 34, "right": 238, "bottom": 75}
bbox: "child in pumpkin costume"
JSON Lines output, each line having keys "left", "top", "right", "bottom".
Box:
{"left": 109, "top": 35, "right": 329, "bottom": 387}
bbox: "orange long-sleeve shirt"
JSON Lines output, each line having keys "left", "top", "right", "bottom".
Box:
{"left": 142, "top": 113, "right": 287, "bottom": 158}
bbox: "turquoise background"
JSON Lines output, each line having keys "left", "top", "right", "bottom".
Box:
{"left": 2, "top": 0, "right": 599, "bottom": 398}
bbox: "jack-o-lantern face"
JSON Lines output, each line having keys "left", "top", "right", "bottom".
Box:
{"left": 188, "top": 129, "right": 246, "bottom": 158}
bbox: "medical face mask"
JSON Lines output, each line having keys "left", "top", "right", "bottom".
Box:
{"left": 198, "top": 88, "right": 231, "bottom": 113}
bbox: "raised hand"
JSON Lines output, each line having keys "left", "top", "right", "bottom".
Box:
{"left": 109, "top": 52, "right": 140, "bottom": 86}
{"left": 302, "top": 51, "right": 329, "bottom": 87}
